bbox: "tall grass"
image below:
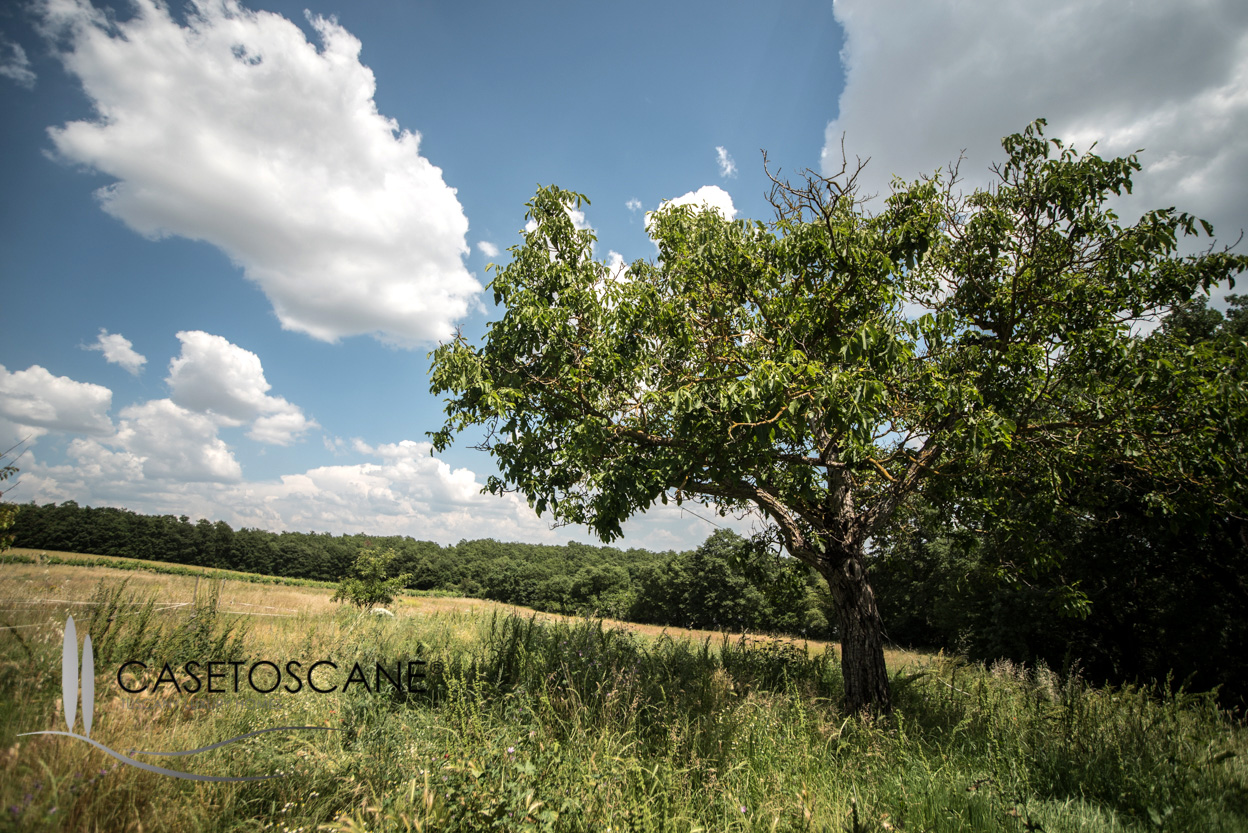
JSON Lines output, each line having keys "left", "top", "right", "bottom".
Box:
{"left": 0, "top": 578, "right": 1244, "bottom": 832}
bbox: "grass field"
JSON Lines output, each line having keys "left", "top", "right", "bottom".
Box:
{"left": 1, "top": 554, "right": 1245, "bottom": 832}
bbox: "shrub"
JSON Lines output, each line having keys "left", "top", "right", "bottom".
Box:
{"left": 333, "top": 545, "right": 412, "bottom": 609}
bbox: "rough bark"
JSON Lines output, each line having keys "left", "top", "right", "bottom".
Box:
{"left": 821, "top": 547, "right": 891, "bottom": 715}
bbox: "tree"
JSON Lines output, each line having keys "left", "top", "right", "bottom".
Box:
{"left": 332, "top": 545, "right": 412, "bottom": 609}
{"left": 429, "top": 120, "right": 1247, "bottom": 713}
{"left": 0, "top": 444, "right": 20, "bottom": 553}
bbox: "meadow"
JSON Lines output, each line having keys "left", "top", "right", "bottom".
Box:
{"left": 0, "top": 555, "right": 1245, "bottom": 832}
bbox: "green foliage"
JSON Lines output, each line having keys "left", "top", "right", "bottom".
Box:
{"left": 333, "top": 545, "right": 413, "bottom": 609}
{"left": 1, "top": 571, "right": 1245, "bottom": 832}
{"left": 430, "top": 119, "right": 1247, "bottom": 554}
{"left": 630, "top": 529, "right": 830, "bottom": 636}
{"left": 0, "top": 446, "right": 19, "bottom": 553}
{"left": 83, "top": 579, "right": 248, "bottom": 668}
{"left": 429, "top": 118, "right": 1248, "bottom": 711}
{"left": 869, "top": 288, "right": 1248, "bottom": 706}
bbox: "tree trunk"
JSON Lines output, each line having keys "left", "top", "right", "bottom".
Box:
{"left": 822, "top": 548, "right": 892, "bottom": 714}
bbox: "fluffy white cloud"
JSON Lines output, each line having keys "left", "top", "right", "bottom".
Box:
{"left": 605, "top": 250, "right": 628, "bottom": 277}
{"left": 166, "top": 330, "right": 315, "bottom": 444}
{"left": 823, "top": 0, "right": 1248, "bottom": 265}
{"left": 477, "top": 241, "right": 500, "bottom": 258}
{"left": 248, "top": 411, "right": 315, "bottom": 446}
{"left": 14, "top": 429, "right": 753, "bottom": 549}
{"left": 38, "top": 0, "right": 480, "bottom": 346}
{"left": 167, "top": 331, "right": 272, "bottom": 422}
{"left": 626, "top": 198, "right": 642, "bottom": 213}
{"left": 86, "top": 329, "right": 146, "bottom": 375}
{"left": 654, "top": 185, "right": 737, "bottom": 221}
{"left": 0, "top": 364, "right": 113, "bottom": 438}
{"left": 716, "top": 146, "right": 737, "bottom": 178}
{"left": 0, "top": 33, "right": 35, "bottom": 88}
{"left": 114, "top": 399, "right": 243, "bottom": 482}
{"left": 645, "top": 186, "right": 738, "bottom": 249}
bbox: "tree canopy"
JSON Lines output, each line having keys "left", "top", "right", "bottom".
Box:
{"left": 430, "top": 120, "right": 1247, "bottom": 712}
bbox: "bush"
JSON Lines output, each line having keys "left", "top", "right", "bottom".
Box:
{"left": 333, "top": 545, "right": 412, "bottom": 609}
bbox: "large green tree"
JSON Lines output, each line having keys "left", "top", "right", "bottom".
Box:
{"left": 429, "top": 121, "right": 1247, "bottom": 713}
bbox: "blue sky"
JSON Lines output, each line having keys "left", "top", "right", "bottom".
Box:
{"left": 2, "top": 0, "right": 1245, "bottom": 551}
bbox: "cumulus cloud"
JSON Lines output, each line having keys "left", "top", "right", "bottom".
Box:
{"left": 477, "top": 241, "right": 500, "bottom": 258}
{"left": 655, "top": 185, "right": 737, "bottom": 221}
{"left": 15, "top": 433, "right": 755, "bottom": 548}
{"left": 605, "top": 250, "right": 628, "bottom": 277}
{"left": 86, "top": 329, "right": 146, "bottom": 375}
{"left": 248, "top": 411, "right": 315, "bottom": 446}
{"left": 0, "top": 32, "right": 35, "bottom": 88}
{"left": 0, "top": 364, "right": 113, "bottom": 438}
{"left": 643, "top": 185, "right": 738, "bottom": 249}
{"left": 626, "top": 198, "right": 642, "bottom": 213}
{"left": 114, "top": 399, "right": 243, "bottom": 482}
{"left": 823, "top": 0, "right": 1248, "bottom": 262}
{"left": 166, "top": 330, "right": 315, "bottom": 444}
{"left": 38, "top": 0, "right": 480, "bottom": 346}
{"left": 716, "top": 146, "right": 737, "bottom": 178}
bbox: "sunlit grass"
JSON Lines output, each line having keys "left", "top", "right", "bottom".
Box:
{"left": 1, "top": 561, "right": 1244, "bottom": 832}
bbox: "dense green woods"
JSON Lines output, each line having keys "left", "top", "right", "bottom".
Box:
{"left": 6, "top": 503, "right": 834, "bottom": 637}
{"left": 4, "top": 295, "right": 1246, "bottom": 705}
{"left": 9, "top": 480, "right": 1248, "bottom": 708}
{"left": 871, "top": 294, "right": 1248, "bottom": 706}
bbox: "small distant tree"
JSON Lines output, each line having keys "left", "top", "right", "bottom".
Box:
{"left": 0, "top": 444, "right": 21, "bottom": 553}
{"left": 333, "top": 545, "right": 412, "bottom": 609}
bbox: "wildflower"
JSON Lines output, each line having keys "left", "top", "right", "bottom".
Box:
{"left": 740, "top": 806, "right": 747, "bottom": 814}
{"left": 507, "top": 747, "right": 515, "bottom": 754}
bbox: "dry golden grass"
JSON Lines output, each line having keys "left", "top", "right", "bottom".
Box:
{"left": 0, "top": 549, "right": 929, "bottom": 672}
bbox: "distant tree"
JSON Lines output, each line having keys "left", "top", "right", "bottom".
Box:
{"left": 332, "top": 545, "right": 412, "bottom": 609}
{"left": 430, "top": 119, "right": 1248, "bottom": 713}
{"left": 0, "top": 444, "right": 20, "bottom": 553}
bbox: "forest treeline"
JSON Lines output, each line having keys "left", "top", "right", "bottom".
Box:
{"left": 7, "top": 491, "right": 1247, "bottom": 704}
{"left": 7, "top": 502, "right": 832, "bottom": 637}
{"left": 7, "top": 291, "right": 1247, "bottom": 706}
{"left": 9, "top": 486, "right": 1247, "bottom": 705}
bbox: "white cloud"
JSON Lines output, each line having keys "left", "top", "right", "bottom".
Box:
{"left": 86, "top": 329, "right": 146, "bottom": 375}
{"left": 0, "top": 33, "right": 35, "bottom": 89}
{"left": 247, "top": 411, "right": 315, "bottom": 446}
{"left": 823, "top": 0, "right": 1248, "bottom": 266}
{"left": 12, "top": 427, "right": 755, "bottom": 549}
{"left": 167, "top": 331, "right": 271, "bottom": 423}
{"left": 605, "top": 250, "right": 628, "bottom": 277}
{"left": 19, "top": 396, "right": 243, "bottom": 489}
{"left": 240, "top": 438, "right": 608, "bottom": 543}
{"left": 166, "top": 331, "right": 315, "bottom": 445}
{"left": 626, "top": 198, "right": 642, "bottom": 213}
{"left": 114, "top": 399, "right": 243, "bottom": 482}
{"left": 656, "top": 185, "right": 737, "bottom": 221}
{"left": 477, "top": 241, "right": 500, "bottom": 258}
{"left": 0, "top": 364, "right": 113, "bottom": 438}
{"left": 38, "top": 0, "right": 481, "bottom": 347}
{"left": 716, "top": 146, "right": 737, "bottom": 178}
{"left": 645, "top": 186, "right": 738, "bottom": 248}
